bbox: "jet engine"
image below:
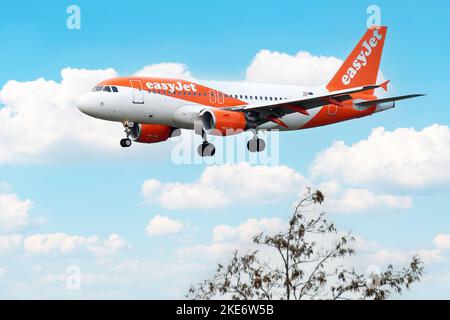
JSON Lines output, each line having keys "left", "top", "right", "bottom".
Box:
{"left": 130, "top": 123, "right": 175, "bottom": 143}
{"left": 200, "top": 109, "right": 248, "bottom": 136}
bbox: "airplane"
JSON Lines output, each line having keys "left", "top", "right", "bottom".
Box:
{"left": 77, "top": 26, "right": 424, "bottom": 157}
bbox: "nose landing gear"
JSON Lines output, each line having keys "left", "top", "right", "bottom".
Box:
{"left": 120, "top": 138, "right": 132, "bottom": 148}
{"left": 120, "top": 121, "right": 133, "bottom": 148}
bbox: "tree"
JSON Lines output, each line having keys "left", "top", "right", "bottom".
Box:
{"left": 187, "top": 189, "right": 423, "bottom": 300}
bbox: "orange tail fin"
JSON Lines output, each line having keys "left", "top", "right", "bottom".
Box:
{"left": 326, "top": 26, "right": 387, "bottom": 94}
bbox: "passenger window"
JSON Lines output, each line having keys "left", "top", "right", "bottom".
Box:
{"left": 111, "top": 86, "right": 118, "bottom": 92}
{"left": 265, "top": 97, "right": 268, "bottom": 100}
{"left": 270, "top": 97, "right": 273, "bottom": 101}
{"left": 245, "top": 95, "right": 248, "bottom": 99}
{"left": 103, "top": 86, "right": 111, "bottom": 92}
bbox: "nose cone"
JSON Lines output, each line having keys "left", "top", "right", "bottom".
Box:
{"left": 76, "top": 93, "right": 96, "bottom": 116}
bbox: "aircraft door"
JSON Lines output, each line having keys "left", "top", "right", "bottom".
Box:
{"left": 130, "top": 80, "right": 144, "bottom": 104}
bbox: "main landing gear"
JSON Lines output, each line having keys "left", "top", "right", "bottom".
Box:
{"left": 247, "top": 138, "right": 266, "bottom": 152}
{"left": 247, "top": 130, "right": 266, "bottom": 152}
{"left": 120, "top": 121, "right": 133, "bottom": 148}
{"left": 197, "top": 130, "right": 216, "bottom": 157}
{"left": 196, "top": 129, "right": 266, "bottom": 157}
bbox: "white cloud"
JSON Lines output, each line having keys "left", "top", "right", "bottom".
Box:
{"left": 213, "top": 217, "right": 285, "bottom": 242}
{"left": 245, "top": 49, "right": 342, "bottom": 86}
{"left": 325, "top": 188, "right": 413, "bottom": 213}
{"left": 178, "top": 217, "right": 285, "bottom": 262}
{"left": 23, "top": 233, "right": 130, "bottom": 257}
{"left": 87, "top": 234, "right": 132, "bottom": 258}
{"left": 0, "top": 68, "right": 121, "bottom": 164}
{"left": 310, "top": 124, "right": 450, "bottom": 188}
{"left": 177, "top": 243, "right": 236, "bottom": 261}
{"left": 145, "top": 215, "right": 184, "bottom": 236}
{"left": 23, "top": 233, "right": 98, "bottom": 255}
{"left": 362, "top": 248, "right": 445, "bottom": 266}
{"left": 142, "top": 162, "right": 307, "bottom": 209}
{"left": 0, "top": 193, "right": 33, "bottom": 232}
{"left": 133, "top": 62, "right": 193, "bottom": 79}
{"left": 0, "top": 234, "right": 22, "bottom": 254}
{"left": 433, "top": 234, "right": 450, "bottom": 250}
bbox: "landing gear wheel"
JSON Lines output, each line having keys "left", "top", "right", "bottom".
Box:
{"left": 247, "top": 138, "right": 266, "bottom": 152}
{"left": 197, "top": 142, "right": 216, "bottom": 157}
{"left": 120, "top": 138, "right": 132, "bottom": 148}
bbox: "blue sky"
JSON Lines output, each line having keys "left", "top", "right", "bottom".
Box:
{"left": 0, "top": 0, "right": 449, "bottom": 299}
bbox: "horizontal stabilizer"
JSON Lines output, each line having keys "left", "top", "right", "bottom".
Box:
{"left": 354, "top": 94, "right": 425, "bottom": 107}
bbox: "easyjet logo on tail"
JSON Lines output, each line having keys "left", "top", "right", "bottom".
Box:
{"left": 146, "top": 81, "right": 198, "bottom": 92}
{"left": 341, "top": 29, "right": 383, "bottom": 86}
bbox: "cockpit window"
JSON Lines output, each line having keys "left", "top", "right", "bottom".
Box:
{"left": 92, "top": 86, "right": 103, "bottom": 92}
{"left": 103, "top": 86, "right": 112, "bottom": 92}
{"left": 111, "top": 86, "right": 118, "bottom": 92}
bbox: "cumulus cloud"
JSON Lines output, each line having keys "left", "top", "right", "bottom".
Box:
{"left": 87, "top": 234, "right": 132, "bottom": 258}
{"left": 0, "top": 193, "right": 33, "bottom": 233}
{"left": 433, "top": 234, "right": 450, "bottom": 250}
{"left": 142, "top": 162, "right": 308, "bottom": 209}
{"left": 23, "top": 233, "right": 98, "bottom": 255}
{"left": 133, "top": 62, "right": 193, "bottom": 79}
{"left": 0, "top": 67, "right": 120, "bottom": 164}
{"left": 324, "top": 188, "right": 413, "bottom": 213}
{"left": 245, "top": 49, "right": 342, "bottom": 86}
{"left": 0, "top": 234, "right": 22, "bottom": 254}
{"left": 145, "top": 215, "right": 184, "bottom": 236}
{"left": 178, "top": 217, "right": 286, "bottom": 261}
{"left": 310, "top": 124, "right": 450, "bottom": 188}
{"left": 213, "top": 217, "right": 285, "bottom": 242}
{"left": 23, "top": 233, "right": 130, "bottom": 257}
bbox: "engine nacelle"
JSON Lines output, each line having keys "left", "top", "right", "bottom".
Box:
{"left": 200, "top": 109, "right": 247, "bottom": 136}
{"left": 130, "top": 123, "right": 174, "bottom": 144}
